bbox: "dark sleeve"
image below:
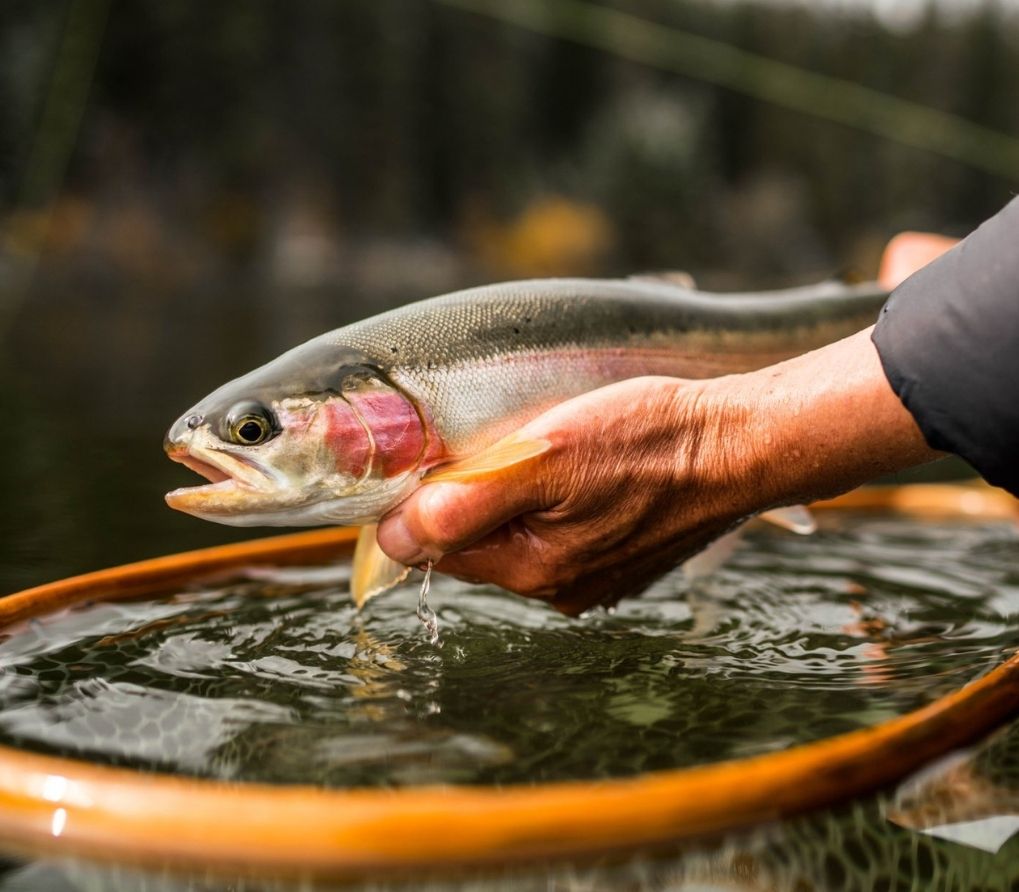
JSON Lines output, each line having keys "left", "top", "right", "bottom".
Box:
{"left": 871, "top": 196, "right": 1019, "bottom": 496}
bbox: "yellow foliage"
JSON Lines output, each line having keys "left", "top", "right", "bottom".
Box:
{"left": 466, "top": 195, "right": 614, "bottom": 277}
{"left": 2, "top": 198, "right": 92, "bottom": 257}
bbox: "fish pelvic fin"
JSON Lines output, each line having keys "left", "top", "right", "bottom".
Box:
{"left": 760, "top": 505, "right": 817, "bottom": 535}
{"left": 682, "top": 507, "right": 817, "bottom": 583}
{"left": 424, "top": 434, "right": 551, "bottom": 485}
{"left": 351, "top": 524, "right": 411, "bottom": 609}
{"left": 682, "top": 528, "right": 744, "bottom": 580}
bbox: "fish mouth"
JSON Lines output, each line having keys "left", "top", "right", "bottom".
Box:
{"left": 172, "top": 453, "right": 232, "bottom": 484}
{"left": 165, "top": 446, "right": 277, "bottom": 513}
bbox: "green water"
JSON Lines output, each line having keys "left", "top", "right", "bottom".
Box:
{"left": 1, "top": 513, "right": 1017, "bottom": 789}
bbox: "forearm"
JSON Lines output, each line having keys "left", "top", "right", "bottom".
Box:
{"left": 379, "top": 328, "right": 942, "bottom": 611}
{"left": 700, "top": 327, "right": 942, "bottom": 513}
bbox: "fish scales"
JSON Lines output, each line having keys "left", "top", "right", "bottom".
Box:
{"left": 266, "top": 278, "right": 887, "bottom": 454}
{"left": 164, "top": 276, "right": 888, "bottom": 600}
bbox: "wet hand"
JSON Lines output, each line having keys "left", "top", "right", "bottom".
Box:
{"left": 377, "top": 328, "right": 940, "bottom": 615}
{"left": 376, "top": 377, "right": 752, "bottom": 615}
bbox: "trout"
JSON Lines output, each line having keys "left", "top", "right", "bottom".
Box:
{"left": 164, "top": 276, "right": 887, "bottom": 603}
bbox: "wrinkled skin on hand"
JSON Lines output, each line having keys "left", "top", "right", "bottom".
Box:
{"left": 379, "top": 328, "right": 940, "bottom": 615}
{"left": 377, "top": 377, "right": 753, "bottom": 615}
{"left": 378, "top": 232, "right": 957, "bottom": 616}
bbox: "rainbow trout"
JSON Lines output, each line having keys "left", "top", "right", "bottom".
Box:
{"left": 164, "top": 276, "right": 887, "bottom": 603}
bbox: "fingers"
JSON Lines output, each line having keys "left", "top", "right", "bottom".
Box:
{"left": 433, "top": 521, "right": 562, "bottom": 599}
{"left": 431, "top": 522, "right": 638, "bottom": 610}
{"left": 376, "top": 465, "right": 550, "bottom": 568}
{"left": 375, "top": 378, "right": 704, "bottom": 607}
{"left": 431, "top": 524, "right": 707, "bottom": 616}
{"left": 878, "top": 232, "right": 959, "bottom": 290}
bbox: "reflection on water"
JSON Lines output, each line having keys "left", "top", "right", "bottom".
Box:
{"left": 1, "top": 520, "right": 1018, "bottom": 887}
{"left": 1, "top": 514, "right": 1018, "bottom": 791}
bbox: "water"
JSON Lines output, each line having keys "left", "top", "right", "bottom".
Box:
{"left": 1, "top": 512, "right": 1017, "bottom": 790}
{"left": 416, "top": 559, "right": 441, "bottom": 645}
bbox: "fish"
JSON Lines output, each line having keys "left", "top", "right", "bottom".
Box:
{"left": 164, "top": 275, "right": 887, "bottom": 605}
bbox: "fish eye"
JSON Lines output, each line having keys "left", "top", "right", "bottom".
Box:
{"left": 224, "top": 401, "right": 277, "bottom": 446}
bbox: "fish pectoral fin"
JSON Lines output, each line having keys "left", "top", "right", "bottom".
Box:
{"left": 628, "top": 270, "right": 697, "bottom": 289}
{"left": 424, "top": 434, "right": 551, "bottom": 484}
{"left": 760, "top": 505, "right": 817, "bottom": 535}
{"left": 351, "top": 524, "right": 411, "bottom": 609}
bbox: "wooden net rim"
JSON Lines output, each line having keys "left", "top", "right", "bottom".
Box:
{"left": 0, "top": 483, "right": 1016, "bottom": 876}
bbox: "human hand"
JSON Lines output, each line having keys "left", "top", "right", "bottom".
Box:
{"left": 878, "top": 232, "right": 959, "bottom": 290}
{"left": 378, "top": 330, "right": 940, "bottom": 613}
{"left": 377, "top": 376, "right": 754, "bottom": 615}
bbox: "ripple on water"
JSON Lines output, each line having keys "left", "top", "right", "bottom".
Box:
{"left": 0, "top": 513, "right": 1016, "bottom": 786}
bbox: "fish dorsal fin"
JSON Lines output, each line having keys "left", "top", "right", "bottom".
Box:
{"left": 760, "top": 505, "right": 817, "bottom": 535}
{"left": 424, "top": 434, "right": 550, "bottom": 484}
{"left": 351, "top": 524, "right": 411, "bottom": 609}
{"left": 629, "top": 271, "right": 697, "bottom": 289}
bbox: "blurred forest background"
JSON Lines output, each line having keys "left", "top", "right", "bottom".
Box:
{"left": 1, "top": 0, "right": 1017, "bottom": 591}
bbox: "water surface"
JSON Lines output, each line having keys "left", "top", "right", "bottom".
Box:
{"left": 1, "top": 512, "right": 1016, "bottom": 788}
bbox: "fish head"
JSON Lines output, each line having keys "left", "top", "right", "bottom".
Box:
{"left": 165, "top": 339, "right": 432, "bottom": 527}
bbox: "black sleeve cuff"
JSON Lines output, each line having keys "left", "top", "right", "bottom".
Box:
{"left": 872, "top": 196, "right": 1019, "bottom": 497}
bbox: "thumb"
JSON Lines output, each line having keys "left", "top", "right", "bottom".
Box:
{"left": 376, "top": 465, "right": 550, "bottom": 566}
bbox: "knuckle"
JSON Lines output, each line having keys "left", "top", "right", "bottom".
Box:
{"left": 415, "top": 511, "right": 459, "bottom": 553}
